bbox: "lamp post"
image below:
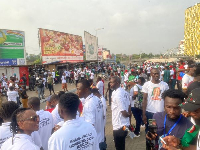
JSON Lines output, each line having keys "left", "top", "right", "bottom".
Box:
{"left": 95, "top": 28, "right": 104, "bottom": 67}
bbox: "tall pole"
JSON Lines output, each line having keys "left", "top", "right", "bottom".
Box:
{"left": 95, "top": 28, "right": 104, "bottom": 67}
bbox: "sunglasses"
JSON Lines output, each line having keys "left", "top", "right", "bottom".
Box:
{"left": 19, "top": 115, "right": 39, "bottom": 122}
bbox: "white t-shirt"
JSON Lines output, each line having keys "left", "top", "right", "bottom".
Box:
{"left": 0, "top": 122, "right": 12, "bottom": 148}
{"left": 124, "top": 73, "right": 129, "bottom": 81}
{"left": 100, "top": 96, "right": 107, "bottom": 126}
{"left": 80, "top": 71, "right": 85, "bottom": 78}
{"left": 129, "top": 86, "right": 135, "bottom": 107}
{"left": 1, "top": 134, "right": 40, "bottom": 150}
{"left": 43, "top": 78, "right": 46, "bottom": 86}
{"left": 61, "top": 76, "right": 66, "bottom": 84}
{"left": 81, "top": 94, "right": 104, "bottom": 144}
{"left": 90, "top": 72, "right": 94, "bottom": 79}
{"left": 51, "top": 104, "right": 64, "bottom": 126}
{"left": 147, "top": 67, "right": 151, "bottom": 74}
{"left": 48, "top": 117, "right": 99, "bottom": 150}
{"left": 96, "top": 81, "right": 104, "bottom": 96}
{"left": 170, "top": 69, "right": 174, "bottom": 79}
{"left": 0, "top": 122, "right": 41, "bottom": 149}
{"left": 142, "top": 81, "right": 169, "bottom": 113}
{"left": 52, "top": 72, "right": 55, "bottom": 78}
{"left": 36, "top": 110, "right": 54, "bottom": 150}
{"left": 111, "top": 87, "right": 130, "bottom": 130}
{"left": 74, "top": 72, "right": 79, "bottom": 80}
{"left": 182, "top": 74, "right": 194, "bottom": 90}
{"left": 2, "top": 82, "right": 8, "bottom": 90}
{"left": 7, "top": 91, "right": 18, "bottom": 102}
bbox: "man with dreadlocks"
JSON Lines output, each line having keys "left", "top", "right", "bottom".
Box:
{"left": 0, "top": 101, "right": 19, "bottom": 148}
{"left": 1, "top": 108, "right": 40, "bottom": 150}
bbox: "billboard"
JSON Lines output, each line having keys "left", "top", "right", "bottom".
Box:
{"left": 39, "top": 29, "right": 84, "bottom": 64}
{"left": 103, "top": 49, "right": 110, "bottom": 60}
{"left": 98, "top": 45, "right": 103, "bottom": 61}
{"left": 84, "top": 31, "right": 98, "bottom": 61}
{"left": 0, "top": 29, "right": 26, "bottom": 66}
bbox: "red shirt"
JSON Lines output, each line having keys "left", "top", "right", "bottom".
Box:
{"left": 177, "top": 65, "right": 185, "bottom": 80}
{"left": 45, "top": 108, "right": 54, "bottom": 113}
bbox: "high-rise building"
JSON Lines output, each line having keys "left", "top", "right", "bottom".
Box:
{"left": 184, "top": 3, "right": 200, "bottom": 56}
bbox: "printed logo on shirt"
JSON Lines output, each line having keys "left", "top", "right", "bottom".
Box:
{"left": 97, "top": 100, "right": 103, "bottom": 112}
{"left": 69, "top": 132, "right": 94, "bottom": 149}
{"left": 39, "top": 118, "right": 50, "bottom": 128}
{"left": 151, "top": 87, "right": 162, "bottom": 101}
{"left": 0, "top": 136, "right": 10, "bottom": 145}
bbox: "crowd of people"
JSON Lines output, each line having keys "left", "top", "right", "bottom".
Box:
{"left": 0, "top": 60, "right": 200, "bottom": 150}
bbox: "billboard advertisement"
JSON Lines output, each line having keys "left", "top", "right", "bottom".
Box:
{"left": 84, "top": 31, "right": 98, "bottom": 61}
{"left": 103, "top": 50, "right": 110, "bottom": 60}
{"left": 39, "top": 29, "right": 84, "bottom": 64}
{"left": 0, "top": 29, "right": 25, "bottom": 66}
{"left": 98, "top": 45, "right": 103, "bottom": 61}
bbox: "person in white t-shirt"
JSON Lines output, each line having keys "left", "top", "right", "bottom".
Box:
{"left": 1, "top": 108, "right": 40, "bottom": 150}
{"left": 28, "top": 97, "right": 54, "bottom": 150}
{"left": 96, "top": 76, "right": 104, "bottom": 96}
{"left": 74, "top": 70, "right": 79, "bottom": 86}
{"left": 110, "top": 76, "right": 131, "bottom": 150}
{"left": 48, "top": 92, "right": 99, "bottom": 150}
{"left": 131, "top": 77, "right": 146, "bottom": 137}
{"left": 61, "top": 73, "right": 68, "bottom": 92}
{"left": 7, "top": 86, "right": 18, "bottom": 103}
{"left": 142, "top": 68, "right": 169, "bottom": 135}
{"left": 182, "top": 62, "right": 195, "bottom": 94}
{"left": 52, "top": 69, "right": 55, "bottom": 81}
{"left": 77, "top": 79, "right": 105, "bottom": 149}
{"left": 51, "top": 91, "right": 65, "bottom": 126}
{"left": 90, "top": 72, "right": 95, "bottom": 80}
{"left": 0, "top": 101, "right": 19, "bottom": 148}
{"left": 91, "top": 88, "right": 107, "bottom": 127}
{"left": 80, "top": 69, "right": 85, "bottom": 80}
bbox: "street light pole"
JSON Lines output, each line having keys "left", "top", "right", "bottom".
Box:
{"left": 95, "top": 28, "right": 104, "bottom": 67}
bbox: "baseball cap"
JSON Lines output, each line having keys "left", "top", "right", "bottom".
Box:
{"left": 180, "top": 88, "right": 200, "bottom": 112}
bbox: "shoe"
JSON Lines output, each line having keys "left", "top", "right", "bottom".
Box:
{"left": 134, "top": 134, "right": 140, "bottom": 137}
{"left": 42, "top": 97, "right": 45, "bottom": 99}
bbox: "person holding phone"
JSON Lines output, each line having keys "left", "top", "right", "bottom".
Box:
{"left": 146, "top": 89, "right": 193, "bottom": 150}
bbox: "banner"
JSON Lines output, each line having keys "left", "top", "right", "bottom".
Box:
{"left": 98, "top": 45, "right": 103, "bottom": 61}
{"left": 39, "top": 29, "right": 84, "bottom": 64}
{"left": 0, "top": 59, "right": 17, "bottom": 66}
{"left": 0, "top": 29, "right": 25, "bottom": 47}
{"left": 84, "top": 31, "right": 98, "bottom": 61}
{"left": 0, "top": 29, "right": 25, "bottom": 66}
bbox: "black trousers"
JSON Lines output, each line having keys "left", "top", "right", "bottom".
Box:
{"left": 177, "top": 80, "right": 182, "bottom": 91}
{"left": 113, "top": 128, "right": 128, "bottom": 150}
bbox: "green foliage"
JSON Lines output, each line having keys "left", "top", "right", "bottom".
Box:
{"left": 26, "top": 53, "right": 41, "bottom": 64}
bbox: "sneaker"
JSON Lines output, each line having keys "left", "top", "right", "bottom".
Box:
{"left": 134, "top": 134, "right": 140, "bottom": 137}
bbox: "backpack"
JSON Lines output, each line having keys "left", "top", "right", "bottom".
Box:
{"left": 134, "top": 85, "right": 143, "bottom": 109}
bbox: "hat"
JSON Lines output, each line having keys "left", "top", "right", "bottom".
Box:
{"left": 180, "top": 88, "right": 200, "bottom": 112}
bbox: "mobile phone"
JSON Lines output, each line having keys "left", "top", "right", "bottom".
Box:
{"left": 159, "top": 136, "right": 166, "bottom": 145}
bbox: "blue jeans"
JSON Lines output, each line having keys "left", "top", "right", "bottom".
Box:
{"left": 37, "top": 87, "right": 44, "bottom": 99}
{"left": 131, "top": 107, "right": 143, "bottom": 135}
{"left": 145, "top": 111, "right": 154, "bottom": 133}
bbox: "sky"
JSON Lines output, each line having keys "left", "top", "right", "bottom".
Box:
{"left": 0, "top": 0, "right": 198, "bottom": 55}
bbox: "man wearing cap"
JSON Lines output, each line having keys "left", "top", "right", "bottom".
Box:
{"left": 161, "top": 88, "right": 200, "bottom": 150}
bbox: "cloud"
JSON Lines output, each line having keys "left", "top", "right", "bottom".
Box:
{"left": 0, "top": 0, "right": 198, "bottom": 55}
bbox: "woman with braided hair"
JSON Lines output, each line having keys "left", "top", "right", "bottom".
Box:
{"left": 1, "top": 108, "right": 40, "bottom": 150}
